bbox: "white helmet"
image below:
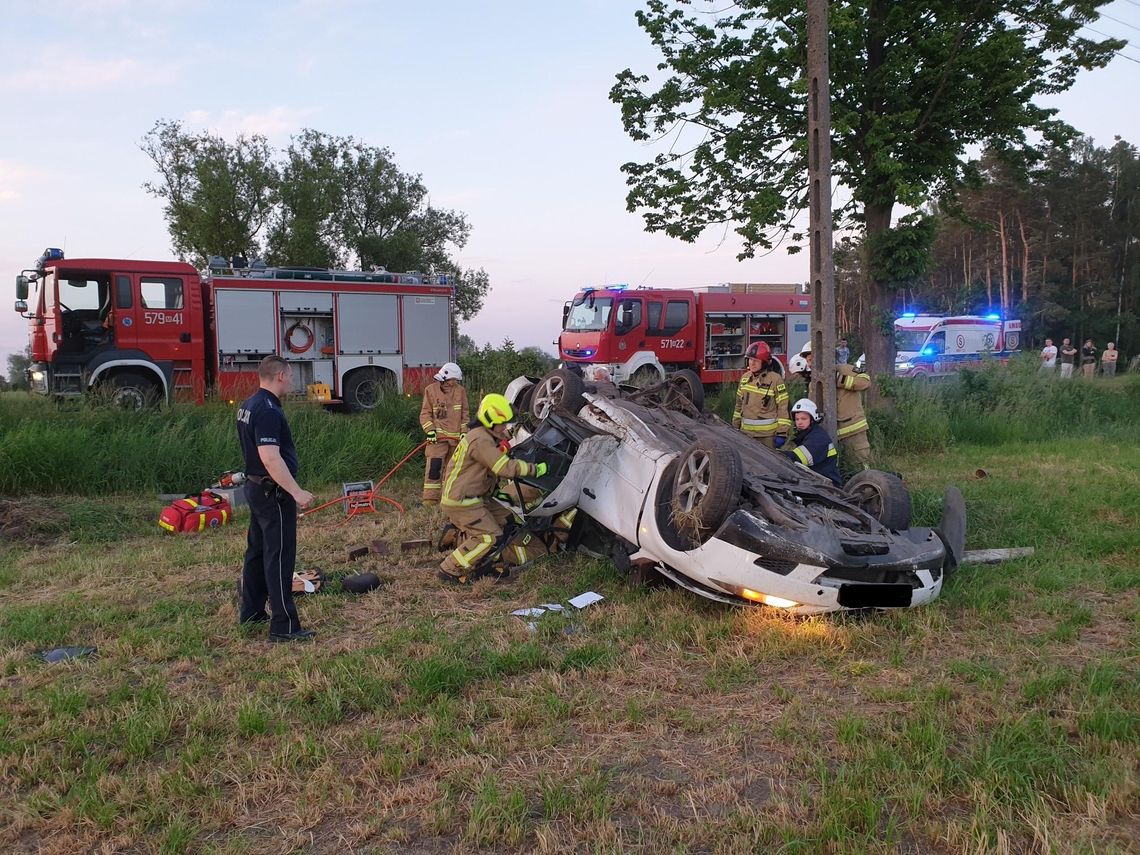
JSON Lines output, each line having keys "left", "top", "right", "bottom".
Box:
{"left": 790, "top": 397, "right": 821, "bottom": 422}
{"left": 788, "top": 354, "right": 810, "bottom": 376}
{"left": 799, "top": 340, "right": 811, "bottom": 354}
{"left": 434, "top": 362, "right": 462, "bottom": 382}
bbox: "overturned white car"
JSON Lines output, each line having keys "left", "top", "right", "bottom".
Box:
{"left": 502, "top": 369, "right": 966, "bottom": 616}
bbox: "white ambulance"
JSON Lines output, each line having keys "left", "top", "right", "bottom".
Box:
{"left": 856, "top": 314, "right": 1022, "bottom": 378}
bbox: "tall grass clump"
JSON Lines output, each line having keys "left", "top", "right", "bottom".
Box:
{"left": 0, "top": 394, "right": 421, "bottom": 496}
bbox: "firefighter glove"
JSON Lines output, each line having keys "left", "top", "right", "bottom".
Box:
{"left": 534, "top": 462, "right": 548, "bottom": 477}
{"left": 774, "top": 436, "right": 786, "bottom": 449}
{"left": 426, "top": 430, "right": 437, "bottom": 443}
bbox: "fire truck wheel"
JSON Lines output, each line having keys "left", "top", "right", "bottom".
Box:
{"left": 843, "top": 470, "right": 912, "bottom": 531}
{"left": 629, "top": 366, "right": 661, "bottom": 387}
{"left": 530, "top": 369, "right": 585, "bottom": 421}
{"left": 343, "top": 368, "right": 395, "bottom": 412}
{"left": 108, "top": 371, "right": 159, "bottom": 410}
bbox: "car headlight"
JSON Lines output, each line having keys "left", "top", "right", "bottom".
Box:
{"left": 30, "top": 370, "right": 45, "bottom": 382}
{"left": 896, "top": 361, "right": 913, "bottom": 371}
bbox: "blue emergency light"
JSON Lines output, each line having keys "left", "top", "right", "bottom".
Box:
{"left": 901, "top": 312, "right": 916, "bottom": 318}
{"left": 986, "top": 313, "right": 1000, "bottom": 321}
{"left": 606, "top": 284, "right": 629, "bottom": 291}
{"left": 922, "top": 347, "right": 935, "bottom": 356}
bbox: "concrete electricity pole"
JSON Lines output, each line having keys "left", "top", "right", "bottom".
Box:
{"left": 807, "top": 0, "right": 837, "bottom": 437}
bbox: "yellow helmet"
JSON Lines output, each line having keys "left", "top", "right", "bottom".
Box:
{"left": 477, "top": 393, "right": 514, "bottom": 428}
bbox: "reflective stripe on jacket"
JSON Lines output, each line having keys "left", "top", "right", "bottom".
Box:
{"left": 732, "top": 369, "right": 791, "bottom": 436}
{"left": 836, "top": 365, "right": 870, "bottom": 438}
{"left": 442, "top": 426, "right": 533, "bottom": 508}
{"left": 420, "top": 381, "right": 470, "bottom": 442}
{"left": 784, "top": 423, "right": 842, "bottom": 486}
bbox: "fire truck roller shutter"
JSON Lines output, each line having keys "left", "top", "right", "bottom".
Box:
{"left": 400, "top": 294, "right": 451, "bottom": 369}
{"left": 336, "top": 293, "right": 399, "bottom": 354}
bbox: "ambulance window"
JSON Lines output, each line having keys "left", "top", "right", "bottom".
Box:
{"left": 662, "top": 300, "right": 690, "bottom": 335}
{"left": 115, "top": 275, "right": 133, "bottom": 309}
{"left": 140, "top": 277, "right": 184, "bottom": 310}
{"left": 646, "top": 301, "right": 663, "bottom": 334}
{"left": 927, "top": 331, "right": 945, "bottom": 354}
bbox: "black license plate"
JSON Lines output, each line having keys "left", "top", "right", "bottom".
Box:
{"left": 837, "top": 583, "right": 913, "bottom": 608}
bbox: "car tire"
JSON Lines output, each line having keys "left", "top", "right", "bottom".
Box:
{"left": 529, "top": 368, "right": 585, "bottom": 421}
{"left": 666, "top": 369, "right": 705, "bottom": 411}
{"left": 670, "top": 437, "right": 742, "bottom": 543}
{"left": 108, "top": 371, "right": 159, "bottom": 410}
{"left": 843, "top": 470, "right": 912, "bottom": 530}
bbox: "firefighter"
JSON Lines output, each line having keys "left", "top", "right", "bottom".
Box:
{"left": 438, "top": 394, "right": 549, "bottom": 584}
{"left": 784, "top": 398, "right": 842, "bottom": 486}
{"left": 731, "top": 341, "right": 791, "bottom": 448}
{"left": 419, "top": 362, "right": 469, "bottom": 504}
{"left": 790, "top": 343, "right": 872, "bottom": 466}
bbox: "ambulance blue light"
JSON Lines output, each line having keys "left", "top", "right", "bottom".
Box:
{"left": 922, "top": 347, "right": 935, "bottom": 356}
{"left": 901, "top": 312, "right": 916, "bottom": 318}
{"left": 986, "top": 313, "right": 1000, "bottom": 320}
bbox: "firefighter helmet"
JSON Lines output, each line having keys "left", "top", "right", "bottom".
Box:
{"left": 477, "top": 393, "right": 514, "bottom": 428}
{"left": 788, "top": 354, "right": 810, "bottom": 376}
{"left": 799, "top": 341, "right": 811, "bottom": 354}
{"left": 744, "top": 341, "right": 772, "bottom": 362}
{"left": 790, "top": 398, "right": 821, "bottom": 422}
{"left": 435, "top": 362, "right": 463, "bottom": 382}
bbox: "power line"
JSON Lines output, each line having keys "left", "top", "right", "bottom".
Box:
{"left": 1098, "top": 11, "right": 1140, "bottom": 33}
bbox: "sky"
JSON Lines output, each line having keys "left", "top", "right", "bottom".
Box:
{"left": 2, "top": 0, "right": 1139, "bottom": 367}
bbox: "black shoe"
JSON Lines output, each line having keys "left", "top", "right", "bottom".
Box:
{"left": 269, "top": 629, "right": 316, "bottom": 643}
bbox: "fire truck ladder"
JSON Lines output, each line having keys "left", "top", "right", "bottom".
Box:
{"left": 205, "top": 257, "right": 451, "bottom": 285}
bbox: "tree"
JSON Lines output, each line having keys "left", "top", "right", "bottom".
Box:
{"left": 612, "top": 0, "right": 1122, "bottom": 387}
{"left": 141, "top": 120, "right": 278, "bottom": 265}
{"left": 6, "top": 346, "right": 31, "bottom": 390}
{"left": 142, "top": 124, "right": 491, "bottom": 322}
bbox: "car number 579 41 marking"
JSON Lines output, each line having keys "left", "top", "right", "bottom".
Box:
{"left": 143, "top": 312, "right": 183, "bottom": 325}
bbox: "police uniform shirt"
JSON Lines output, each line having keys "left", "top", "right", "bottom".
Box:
{"left": 236, "top": 389, "right": 298, "bottom": 478}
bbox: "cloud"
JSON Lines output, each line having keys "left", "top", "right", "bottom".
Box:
{"left": 0, "top": 160, "right": 36, "bottom": 205}
{"left": 0, "top": 56, "right": 173, "bottom": 92}
{"left": 182, "top": 106, "right": 320, "bottom": 140}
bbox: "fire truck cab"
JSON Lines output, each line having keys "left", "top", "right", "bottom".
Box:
{"left": 15, "top": 248, "right": 453, "bottom": 410}
{"left": 558, "top": 283, "right": 811, "bottom": 384}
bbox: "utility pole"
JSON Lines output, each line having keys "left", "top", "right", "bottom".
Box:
{"left": 807, "top": 0, "right": 837, "bottom": 437}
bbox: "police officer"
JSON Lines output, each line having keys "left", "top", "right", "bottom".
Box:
{"left": 731, "top": 341, "right": 791, "bottom": 448}
{"left": 784, "top": 398, "right": 843, "bottom": 486}
{"left": 236, "top": 355, "right": 316, "bottom": 642}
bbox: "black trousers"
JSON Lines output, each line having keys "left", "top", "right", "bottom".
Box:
{"left": 239, "top": 481, "right": 301, "bottom": 635}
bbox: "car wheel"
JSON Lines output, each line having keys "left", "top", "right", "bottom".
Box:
{"left": 665, "top": 369, "right": 705, "bottom": 411}
{"left": 108, "top": 371, "right": 159, "bottom": 410}
{"left": 670, "top": 437, "right": 743, "bottom": 543}
{"left": 843, "top": 470, "right": 912, "bottom": 530}
{"left": 529, "top": 368, "right": 585, "bottom": 420}
{"left": 343, "top": 368, "right": 395, "bottom": 413}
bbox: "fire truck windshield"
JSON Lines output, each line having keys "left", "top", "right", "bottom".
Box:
{"left": 565, "top": 294, "right": 613, "bottom": 331}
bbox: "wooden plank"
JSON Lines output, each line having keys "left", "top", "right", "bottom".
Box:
{"left": 960, "top": 547, "right": 1035, "bottom": 565}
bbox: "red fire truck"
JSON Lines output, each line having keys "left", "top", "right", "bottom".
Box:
{"left": 13, "top": 248, "right": 454, "bottom": 410}
{"left": 558, "top": 283, "right": 812, "bottom": 383}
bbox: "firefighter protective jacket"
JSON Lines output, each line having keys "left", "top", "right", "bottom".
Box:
{"left": 731, "top": 368, "right": 791, "bottom": 438}
{"left": 835, "top": 365, "right": 871, "bottom": 440}
{"left": 785, "top": 423, "right": 842, "bottom": 486}
{"left": 441, "top": 426, "right": 536, "bottom": 508}
{"left": 420, "top": 381, "right": 469, "bottom": 444}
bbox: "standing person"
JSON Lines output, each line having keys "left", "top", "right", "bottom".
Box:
{"left": 419, "top": 362, "right": 469, "bottom": 504}
{"left": 236, "top": 355, "right": 316, "bottom": 643}
{"left": 790, "top": 344, "right": 873, "bottom": 466}
{"left": 1081, "top": 339, "right": 1097, "bottom": 379}
{"left": 784, "top": 398, "right": 843, "bottom": 486}
{"left": 1059, "top": 338, "right": 1077, "bottom": 379}
{"left": 1039, "top": 338, "right": 1057, "bottom": 372}
{"left": 1101, "top": 342, "right": 1119, "bottom": 378}
{"left": 836, "top": 338, "right": 851, "bottom": 365}
{"left": 731, "top": 341, "right": 791, "bottom": 448}
{"left": 438, "top": 394, "right": 548, "bottom": 584}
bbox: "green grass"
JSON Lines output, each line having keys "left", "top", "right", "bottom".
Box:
{"left": 0, "top": 375, "right": 1137, "bottom": 852}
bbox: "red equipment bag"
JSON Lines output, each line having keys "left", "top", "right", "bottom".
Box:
{"left": 158, "top": 490, "right": 233, "bottom": 533}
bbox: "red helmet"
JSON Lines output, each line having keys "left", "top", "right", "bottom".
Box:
{"left": 745, "top": 341, "right": 771, "bottom": 362}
